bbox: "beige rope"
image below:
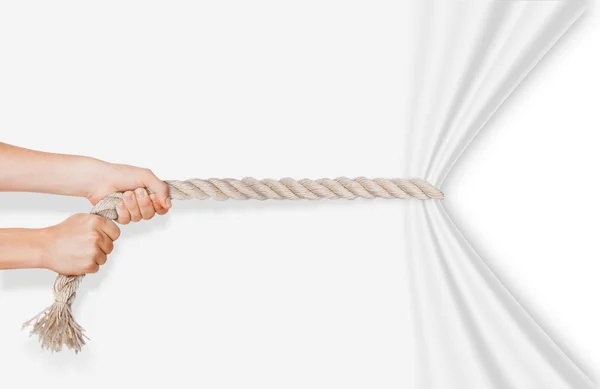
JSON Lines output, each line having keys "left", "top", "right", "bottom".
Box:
{"left": 23, "top": 177, "right": 443, "bottom": 352}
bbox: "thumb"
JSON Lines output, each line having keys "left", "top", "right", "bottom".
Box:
{"left": 142, "top": 170, "right": 171, "bottom": 209}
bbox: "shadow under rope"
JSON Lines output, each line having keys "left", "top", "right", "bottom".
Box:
{"left": 0, "top": 191, "right": 404, "bottom": 367}
{"left": 0, "top": 191, "right": 403, "bottom": 292}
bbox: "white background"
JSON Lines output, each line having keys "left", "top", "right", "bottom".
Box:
{"left": 0, "top": 1, "right": 598, "bottom": 387}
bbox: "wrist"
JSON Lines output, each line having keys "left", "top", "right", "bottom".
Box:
{"left": 0, "top": 228, "right": 48, "bottom": 270}
{"left": 69, "top": 156, "right": 109, "bottom": 199}
{"left": 54, "top": 155, "right": 112, "bottom": 200}
{"left": 30, "top": 228, "right": 51, "bottom": 270}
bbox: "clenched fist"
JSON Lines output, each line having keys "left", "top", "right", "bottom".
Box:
{"left": 40, "top": 214, "right": 121, "bottom": 276}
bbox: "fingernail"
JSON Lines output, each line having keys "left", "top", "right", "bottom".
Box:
{"left": 119, "top": 201, "right": 126, "bottom": 209}
{"left": 149, "top": 193, "right": 157, "bottom": 202}
{"left": 135, "top": 188, "right": 146, "bottom": 198}
{"left": 125, "top": 191, "right": 134, "bottom": 200}
{"left": 165, "top": 197, "right": 172, "bottom": 208}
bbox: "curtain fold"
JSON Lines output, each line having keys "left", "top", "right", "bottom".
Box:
{"left": 403, "top": 0, "right": 588, "bottom": 186}
{"left": 406, "top": 0, "right": 593, "bottom": 387}
{"left": 409, "top": 202, "right": 595, "bottom": 388}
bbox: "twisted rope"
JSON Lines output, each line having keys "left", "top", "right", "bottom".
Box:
{"left": 23, "top": 177, "right": 443, "bottom": 352}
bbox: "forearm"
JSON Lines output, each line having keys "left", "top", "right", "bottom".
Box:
{"left": 0, "top": 142, "right": 103, "bottom": 198}
{"left": 0, "top": 228, "right": 45, "bottom": 270}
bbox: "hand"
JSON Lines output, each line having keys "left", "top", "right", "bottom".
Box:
{"left": 116, "top": 188, "right": 170, "bottom": 225}
{"left": 0, "top": 144, "right": 173, "bottom": 224}
{"left": 85, "top": 161, "right": 172, "bottom": 224}
{"left": 40, "top": 214, "right": 121, "bottom": 276}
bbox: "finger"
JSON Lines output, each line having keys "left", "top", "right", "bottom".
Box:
{"left": 94, "top": 250, "right": 108, "bottom": 266}
{"left": 123, "top": 190, "right": 142, "bottom": 222}
{"left": 150, "top": 193, "right": 169, "bottom": 215}
{"left": 116, "top": 201, "right": 131, "bottom": 225}
{"left": 96, "top": 232, "right": 114, "bottom": 256}
{"left": 99, "top": 219, "right": 121, "bottom": 241}
{"left": 142, "top": 169, "right": 171, "bottom": 209}
{"left": 135, "top": 188, "right": 155, "bottom": 220}
{"left": 85, "top": 262, "right": 100, "bottom": 274}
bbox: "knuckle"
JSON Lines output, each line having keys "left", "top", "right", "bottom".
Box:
{"left": 73, "top": 213, "right": 88, "bottom": 221}
{"left": 159, "top": 183, "right": 169, "bottom": 195}
{"left": 96, "top": 253, "right": 107, "bottom": 265}
{"left": 138, "top": 195, "right": 151, "bottom": 205}
{"left": 124, "top": 191, "right": 135, "bottom": 203}
{"left": 89, "top": 214, "right": 104, "bottom": 228}
{"left": 89, "top": 230, "right": 102, "bottom": 242}
{"left": 84, "top": 262, "right": 97, "bottom": 272}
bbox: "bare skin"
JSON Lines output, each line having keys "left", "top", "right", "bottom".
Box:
{"left": 0, "top": 142, "right": 172, "bottom": 275}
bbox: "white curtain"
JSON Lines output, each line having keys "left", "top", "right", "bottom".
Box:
{"left": 402, "top": 0, "right": 593, "bottom": 387}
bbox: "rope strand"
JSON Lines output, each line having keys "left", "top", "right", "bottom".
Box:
{"left": 23, "top": 177, "right": 443, "bottom": 352}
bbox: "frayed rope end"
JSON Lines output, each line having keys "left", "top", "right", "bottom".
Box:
{"left": 22, "top": 301, "right": 88, "bottom": 353}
